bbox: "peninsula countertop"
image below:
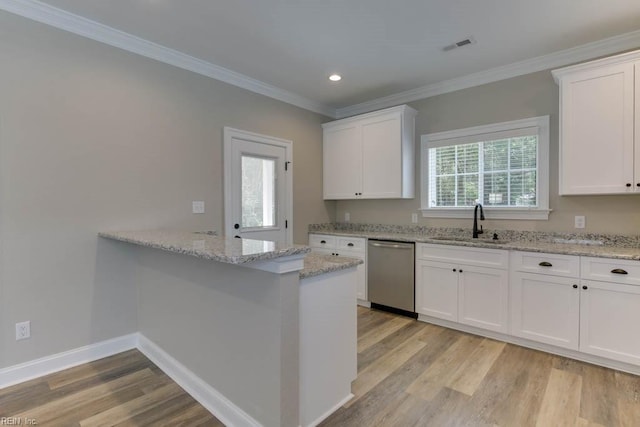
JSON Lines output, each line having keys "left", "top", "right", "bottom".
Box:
{"left": 99, "top": 230, "right": 311, "bottom": 264}
{"left": 99, "top": 230, "right": 362, "bottom": 278}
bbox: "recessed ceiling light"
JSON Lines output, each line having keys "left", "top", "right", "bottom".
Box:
{"left": 329, "top": 74, "right": 342, "bottom": 82}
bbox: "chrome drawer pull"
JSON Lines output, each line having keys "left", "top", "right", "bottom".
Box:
{"left": 611, "top": 268, "right": 628, "bottom": 275}
{"left": 539, "top": 261, "right": 553, "bottom": 267}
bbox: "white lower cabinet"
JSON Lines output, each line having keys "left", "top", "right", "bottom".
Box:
{"left": 509, "top": 252, "right": 640, "bottom": 367}
{"left": 509, "top": 251, "right": 581, "bottom": 350}
{"left": 309, "top": 234, "right": 367, "bottom": 302}
{"left": 579, "top": 257, "right": 640, "bottom": 365}
{"left": 416, "top": 244, "right": 508, "bottom": 333}
{"left": 510, "top": 272, "right": 580, "bottom": 349}
{"left": 580, "top": 279, "right": 640, "bottom": 365}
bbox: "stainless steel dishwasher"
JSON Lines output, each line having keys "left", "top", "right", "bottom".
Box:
{"left": 367, "top": 239, "right": 416, "bottom": 318}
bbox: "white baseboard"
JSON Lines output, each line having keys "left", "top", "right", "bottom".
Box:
{"left": 305, "top": 393, "right": 353, "bottom": 427}
{"left": 0, "top": 333, "right": 138, "bottom": 389}
{"left": 137, "top": 334, "right": 262, "bottom": 427}
{"left": 417, "top": 314, "right": 640, "bottom": 376}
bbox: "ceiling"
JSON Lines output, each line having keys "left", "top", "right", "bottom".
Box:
{"left": 8, "top": 0, "right": 640, "bottom": 116}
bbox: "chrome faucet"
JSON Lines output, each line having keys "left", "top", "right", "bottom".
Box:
{"left": 473, "top": 202, "right": 485, "bottom": 238}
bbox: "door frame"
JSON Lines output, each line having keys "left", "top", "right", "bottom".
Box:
{"left": 223, "top": 127, "right": 293, "bottom": 244}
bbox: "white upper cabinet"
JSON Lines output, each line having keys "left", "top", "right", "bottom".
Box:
{"left": 322, "top": 105, "right": 417, "bottom": 200}
{"left": 553, "top": 50, "right": 640, "bottom": 195}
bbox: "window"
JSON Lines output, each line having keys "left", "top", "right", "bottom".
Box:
{"left": 421, "top": 116, "right": 550, "bottom": 220}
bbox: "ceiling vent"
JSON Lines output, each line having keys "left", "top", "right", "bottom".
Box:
{"left": 443, "top": 37, "right": 476, "bottom": 52}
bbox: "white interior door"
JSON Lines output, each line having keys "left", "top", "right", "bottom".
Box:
{"left": 224, "top": 128, "right": 292, "bottom": 244}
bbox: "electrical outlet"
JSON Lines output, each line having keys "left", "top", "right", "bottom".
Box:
{"left": 411, "top": 213, "right": 418, "bottom": 224}
{"left": 574, "top": 215, "right": 586, "bottom": 229}
{"left": 192, "top": 201, "right": 205, "bottom": 214}
{"left": 344, "top": 212, "right": 350, "bottom": 222}
{"left": 16, "top": 321, "right": 30, "bottom": 341}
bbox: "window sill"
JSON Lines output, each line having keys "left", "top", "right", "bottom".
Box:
{"left": 421, "top": 208, "right": 551, "bottom": 220}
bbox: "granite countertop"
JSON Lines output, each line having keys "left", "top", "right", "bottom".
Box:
{"left": 99, "top": 230, "right": 310, "bottom": 264}
{"left": 300, "top": 252, "right": 363, "bottom": 280}
{"left": 309, "top": 225, "right": 640, "bottom": 261}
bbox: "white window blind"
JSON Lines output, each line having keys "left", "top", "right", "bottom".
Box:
{"left": 421, "top": 116, "right": 550, "bottom": 220}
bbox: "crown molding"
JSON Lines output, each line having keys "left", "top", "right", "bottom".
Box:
{"left": 335, "top": 29, "right": 640, "bottom": 119}
{"left": 0, "top": 0, "right": 335, "bottom": 117}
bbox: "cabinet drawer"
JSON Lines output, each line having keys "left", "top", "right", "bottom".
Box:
{"left": 416, "top": 243, "right": 508, "bottom": 269}
{"left": 581, "top": 257, "right": 640, "bottom": 286}
{"left": 337, "top": 237, "right": 366, "bottom": 253}
{"left": 308, "top": 234, "right": 336, "bottom": 248}
{"left": 510, "top": 251, "right": 580, "bottom": 277}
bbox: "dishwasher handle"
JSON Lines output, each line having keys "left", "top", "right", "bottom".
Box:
{"left": 369, "top": 242, "right": 413, "bottom": 250}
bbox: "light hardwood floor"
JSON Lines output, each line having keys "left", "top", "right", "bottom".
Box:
{"left": 321, "top": 306, "right": 640, "bottom": 427}
{"left": 2, "top": 307, "right": 640, "bottom": 426}
{"left": 0, "top": 349, "right": 223, "bottom": 426}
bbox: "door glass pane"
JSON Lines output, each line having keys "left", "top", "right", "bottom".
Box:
{"left": 241, "top": 155, "right": 276, "bottom": 228}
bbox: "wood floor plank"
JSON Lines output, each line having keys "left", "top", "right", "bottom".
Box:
{"left": 79, "top": 382, "right": 184, "bottom": 426}
{"left": 368, "top": 392, "right": 434, "bottom": 427}
{"left": 554, "top": 357, "right": 621, "bottom": 426}
{"left": 406, "top": 333, "right": 482, "bottom": 401}
{"left": 46, "top": 349, "right": 148, "bottom": 389}
{"left": 321, "top": 327, "right": 460, "bottom": 426}
{"left": 346, "top": 331, "right": 427, "bottom": 407}
{"left": 357, "top": 320, "right": 426, "bottom": 372}
{"left": 447, "top": 338, "right": 506, "bottom": 396}
{"left": 155, "top": 402, "right": 225, "bottom": 427}
{"left": 614, "top": 370, "right": 640, "bottom": 427}
{"left": 10, "top": 369, "right": 158, "bottom": 424}
{"left": 357, "top": 316, "right": 412, "bottom": 353}
{"left": 535, "top": 368, "right": 583, "bottom": 427}
{"left": 468, "top": 344, "right": 553, "bottom": 426}
{"left": 113, "top": 392, "right": 201, "bottom": 426}
{"left": 413, "top": 386, "right": 482, "bottom": 427}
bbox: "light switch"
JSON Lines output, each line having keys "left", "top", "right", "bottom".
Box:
{"left": 192, "top": 201, "right": 205, "bottom": 214}
{"left": 411, "top": 213, "right": 418, "bottom": 224}
{"left": 344, "top": 212, "right": 350, "bottom": 222}
{"left": 574, "top": 215, "right": 585, "bottom": 229}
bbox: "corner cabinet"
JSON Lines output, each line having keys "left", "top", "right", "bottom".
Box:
{"left": 308, "top": 234, "right": 368, "bottom": 303}
{"left": 553, "top": 50, "right": 640, "bottom": 195}
{"left": 322, "top": 105, "right": 417, "bottom": 200}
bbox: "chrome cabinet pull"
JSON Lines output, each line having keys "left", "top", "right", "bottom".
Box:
{"left": 611, "top": 268, "right": 628, "bottom": 275}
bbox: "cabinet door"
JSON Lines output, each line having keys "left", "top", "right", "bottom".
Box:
{"left": 361, "top": 113, "right": 402, "bottom": 198}
{"left": 510, "top": 272, "right": 579, "bottom": 349}
{"left": 323, "top": 124, "right": 362, "bottom": 199}
{"left": 559, "top": 62, "right": 635, "bottom": 194}
{"left": 340, "top": 249, "right": 367, "bottom": 301}
{"left": 415, "top": 260, "right": 458, "bottom": 321}
{"left": 580, "top": 280, "right": 640, "bottom": 365}
{"left": 458, "top": 265, "right": 509, "bottom": 333}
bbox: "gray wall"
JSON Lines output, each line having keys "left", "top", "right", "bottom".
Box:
{"left": 0, "top": 12, "right": 333, "bottom": 368}
{"left": 336, "top": 70, "right": 640, "bottom": 234}
{"left": 134, "top": 246, "right": 300, "bottom": 426}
